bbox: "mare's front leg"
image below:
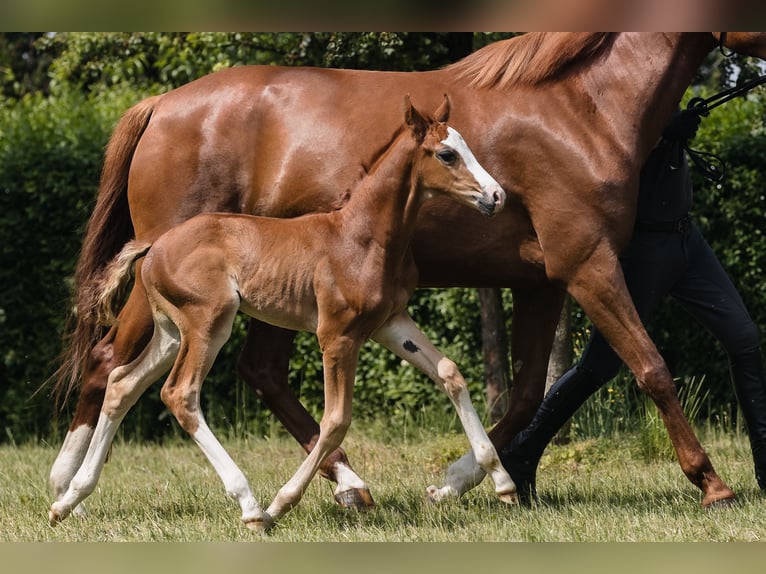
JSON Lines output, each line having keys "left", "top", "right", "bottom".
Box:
{"left": 49, "top": 280, "right": 154, "bottom": 517}
{"left": 435, "top": 285, "right": 566, "bottom": 499}
{"left": 237, "top": 319, "right": 373, "bottom": 509}
{"left": 371, "top": 312, "right": 517, "bottom": 504}
{"left": 566, "top": 242, "right": 735, "bottom": 507}
{"left": 265, "top": 333, "right": 363, "bottom": 523}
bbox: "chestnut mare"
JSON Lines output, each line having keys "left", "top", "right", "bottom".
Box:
{"left": 49, "top": 97, "right": 510, "bottom": 531}
{"left": 50, "top": 33, "right": 766, "bottom": 515}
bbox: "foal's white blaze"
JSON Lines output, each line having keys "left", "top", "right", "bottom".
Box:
{"left": 443, "top": 127, "right": 505, "bottom": 205}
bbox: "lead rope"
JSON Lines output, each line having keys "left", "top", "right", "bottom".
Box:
{"left": 682, "top": 70, "right": 766, "bottom": 182}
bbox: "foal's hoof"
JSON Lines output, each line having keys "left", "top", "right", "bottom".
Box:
{"left": 425, "top": 484, "right": 458, "bottom": 503}
{"left": 498, "top": 490, "right": 520, "bottom": 505}
{"left": 243, "top": 512, "right": 274, "bottom": 534}
{"left": 334, "top": 487, "right": 375, "bottom": 510}
{"left": 48, "top": 508, "right": 63, "bottom": 527}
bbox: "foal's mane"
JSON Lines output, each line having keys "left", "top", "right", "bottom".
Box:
{"left": 446, "top": 33, "right": 614, "bottom": 89}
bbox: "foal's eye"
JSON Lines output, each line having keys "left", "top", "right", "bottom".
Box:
{"left": 436, "top": 149, "right": 457, "bottom": 165}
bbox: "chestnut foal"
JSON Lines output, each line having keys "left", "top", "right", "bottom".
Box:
{"left": 48, "top": 96, "right": 511, "bottom": 532}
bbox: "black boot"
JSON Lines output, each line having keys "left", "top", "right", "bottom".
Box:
{"left": 729, "top": 350, "right": 766, "bottom": 491}
{"left": 500, "top": 365, "right": 606, "bottom": 504}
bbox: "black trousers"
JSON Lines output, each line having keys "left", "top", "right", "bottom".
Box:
{"left": 503, "top": 223, "right": 766, "bottom": 492}
{"left": 582, "top": 222, "right": 762, "bottom": 381}
{"left": 573, "top": 222, "right": 766, "bottom": 481}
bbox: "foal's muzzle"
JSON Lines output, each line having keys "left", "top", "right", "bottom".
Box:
{"left": 478, "top": 187, "right": 506, "bottom": 217}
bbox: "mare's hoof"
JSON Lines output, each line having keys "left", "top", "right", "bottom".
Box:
{"left": 243, "top": 512, "right": 274, "bottom": 534}
{"left": 702, "top": 492, "right": 737, "bottom": 509}
{"left": 334, "top": 487, "right": 375, "bottom": 510}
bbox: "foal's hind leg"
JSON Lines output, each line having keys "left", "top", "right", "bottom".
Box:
{"left": 237, "top": 319, "right": 373, "bottom": 509}
{"left": 372, "top": 312, "right": 517, "bottom": 504}
{"left": 49, "top": 283, "right": 154, "bottom": 516}
{"left": 161, "top": 306, "right": 271, "bottom": 532}
{"left": 49, "top": 319, "right": 177, "bottom": 525}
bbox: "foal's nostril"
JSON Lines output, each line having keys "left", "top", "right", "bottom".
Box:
{"left": 493, "top": 191, "right": 502, "bottom": 206}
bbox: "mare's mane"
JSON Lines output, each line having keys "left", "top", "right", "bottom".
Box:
{"left": 446, "top": 32, "right": 614, "bottom": 89}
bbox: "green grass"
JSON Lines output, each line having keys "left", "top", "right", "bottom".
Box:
{"left": 2, "top": 423, "right": 765, "bottom": 542}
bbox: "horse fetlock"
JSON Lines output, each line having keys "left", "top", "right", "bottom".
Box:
{"left": 425, "top": 483, "right": 459, "bottom": 503}
{"left": 48, "top": 501, "right": 74, "bottom": 526}
{"left": 333, "top": 486, "right": 375, "bottom": 510}
{"left": 243, "top": 511, "right": 274, "bottom": 534}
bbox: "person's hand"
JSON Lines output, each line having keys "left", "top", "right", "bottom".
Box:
{"left": 662, "top": 108, "right": 702, "bottom": 143}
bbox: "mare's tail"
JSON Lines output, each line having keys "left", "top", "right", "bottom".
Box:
{"left": 48, "top": 94, "right": 162, "bottom": 407}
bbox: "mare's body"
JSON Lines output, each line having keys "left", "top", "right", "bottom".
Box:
{"left": 51, "top": 33, "right": 766, "bottom": 509}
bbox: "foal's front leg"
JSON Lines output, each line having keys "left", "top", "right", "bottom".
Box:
{"left": 372, "top": 312, "right": 518, "bottom": 504}
{"left": 265, "top": 334, "right": 362, "bottom": 524}
{"left": 237, "top": 319, "right": 374, "bottom": 510}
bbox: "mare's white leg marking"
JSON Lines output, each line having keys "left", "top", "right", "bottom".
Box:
{"left": 190, "top": 414, "right": 271, "bottom": 530}
{"left": 372, "top": 313, "right": 517, "bottom": 504}
{"left": 49, "top": 425, "right": 95, "bottom": 517}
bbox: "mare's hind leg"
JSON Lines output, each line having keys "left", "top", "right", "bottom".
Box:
{"left": 49, "top": 318, "right": 177, "bottom": 525}
{"left": 161, "top": 306, "right": 271, "bottom": 532}
{"left": 49, "top": 281, "right": 154, "bottom": 516}
{"left": 371, "top": 312, "right": 517, "bottom": 504}
{"left": 237, "top": 319, "right": 373, "bottom": 509}
{"left": 435, "top": 285, "right": 565, "bottom": 498}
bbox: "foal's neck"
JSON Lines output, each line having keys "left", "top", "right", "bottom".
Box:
{"left": 337, "top": 131, "right": 423, "bottom": 260}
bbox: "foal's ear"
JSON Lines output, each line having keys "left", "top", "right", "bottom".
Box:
{"left": 403, "top": 94, "right": 428, "bottom": 140}
{"left": 434, "top": 94, "right": 451, "bottom": 123}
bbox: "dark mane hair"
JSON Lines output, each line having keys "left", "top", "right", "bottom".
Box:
{"left": 445, "top": 33, "right": 614, "bottom": 89}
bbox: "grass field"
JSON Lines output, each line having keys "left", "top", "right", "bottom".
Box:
{"left": 2, "top": 423, "right": 765, "bottom": 543}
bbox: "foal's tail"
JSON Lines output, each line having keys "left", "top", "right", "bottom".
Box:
{"left": 94, "top": 241, "right": 153, "bottom": 327}
{"left": 47, "top": 94, "right": 162, "bottom": 407}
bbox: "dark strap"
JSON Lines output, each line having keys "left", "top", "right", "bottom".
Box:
{"left": 680, "top": 71, "right": 766, "bottom": 183}
{"left": 634, "top": 215, "right": 691, "bottom": 234}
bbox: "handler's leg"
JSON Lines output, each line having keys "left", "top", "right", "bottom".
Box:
{"left": 673, "top": 225, "right": 766, "bottom": 490}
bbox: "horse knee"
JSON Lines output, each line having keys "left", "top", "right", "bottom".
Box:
{"left": 636, "top": 364, "right": 677, "bottom": 404}
{"left": 437, "top": 357, "right": 467, "bottom": 399}
{"left": 237, "top": 353, "right": 285, "bottom": 399}
{"left": 160, "top": 385, "right": 200, "bottom": 434}
{"left": 320, "top": 412, "right": 352, "bottom": 448}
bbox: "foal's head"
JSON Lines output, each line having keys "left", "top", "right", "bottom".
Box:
{"left": 405, "top": 95, "right": 505, "bottom": 217}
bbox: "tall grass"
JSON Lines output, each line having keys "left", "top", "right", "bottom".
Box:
{"left": 2, "top": 420, "right": 764, "bottom": 542}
